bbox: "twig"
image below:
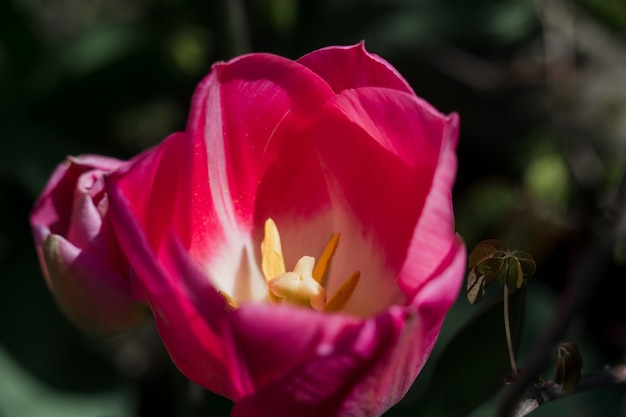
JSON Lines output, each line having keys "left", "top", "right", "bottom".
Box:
{"left": 513, "top": 364, "right": 626, "bottom": 417}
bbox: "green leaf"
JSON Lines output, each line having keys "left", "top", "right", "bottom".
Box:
{"left": 515, "top": 251, "right": 536, "bottom": 278}
{"left": 468, "top": 240, "right": 501, "bottom": 270}
{"left": 467, "top": 257, "right": 504, "bottom": 304}
{"left": 399, "top": 288, "right": 526, "bottom": 417}
{"left": 498, "top": 256, "right": 523, "bottom": 288}
{"left": 477, "top": 256, "right": 505, "bottom": 282}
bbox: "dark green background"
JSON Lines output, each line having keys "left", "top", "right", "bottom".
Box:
{"left": 1, "top": 0, "right": 625, "bottom": 416}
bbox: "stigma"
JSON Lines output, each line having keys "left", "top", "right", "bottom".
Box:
{"left": 267, "top": 256, "right": 326, "bottom": 310}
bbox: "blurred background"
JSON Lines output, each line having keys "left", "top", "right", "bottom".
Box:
{"left": 1, "top": 0, "right": 625, "bottom": 416}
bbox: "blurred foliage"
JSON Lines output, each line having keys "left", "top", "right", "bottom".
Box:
{"left": 1, "top": 0, "right": 625, "bottom": 416}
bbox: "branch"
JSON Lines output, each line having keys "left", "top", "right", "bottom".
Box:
{"left": 513, "top": 364, "right": 626, "bottom": 417}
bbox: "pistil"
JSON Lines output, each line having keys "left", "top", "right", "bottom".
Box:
{"left": 267, "top": 256, "right": 326, "bottom": 310}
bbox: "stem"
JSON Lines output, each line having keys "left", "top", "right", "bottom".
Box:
{"left": 504, "top": 282, "right": 518, "bottom": 375}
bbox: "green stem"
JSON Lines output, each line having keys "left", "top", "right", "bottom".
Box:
{"left": 504, "top": 282, "right": 518, "bottom": 375}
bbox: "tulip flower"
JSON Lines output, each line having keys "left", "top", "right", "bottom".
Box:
{"left": 107, "top": 43, "right": 465, "bottom": 416}
{"left": 30, "top": 155, "right": 147, "bottom": 336}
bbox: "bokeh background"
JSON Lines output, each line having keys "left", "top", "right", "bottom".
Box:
{"left": 1, "top": 0, "right": 625, "bottom": 416}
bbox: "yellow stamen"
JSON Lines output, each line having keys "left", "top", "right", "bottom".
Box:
{"left": 324, "top": 271, "right": 361, "bottom": 313}
{"left": 219, "top": 290, "right": 239, "bottom": 309}
{"left": 261, "top": 218, "right": 286, "bottom": 304}
{"left": 255, "top": 218, "right": 360, "bottom": 313}
{"left": 261, "top": 218, "right": 286, "bottom": 281}
{"left": 312, "top": 233, "right": 340, "bottom": 286}
{"left": 268, "top": 256, "right": 326, "bottom": 310}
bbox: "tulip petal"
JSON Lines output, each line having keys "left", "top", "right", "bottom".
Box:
{"left": 252, "top": 128, "right": 334, "bottom": 272}
{"left": 230, "top": 306, "right": 405, "bottom": 417}
{"left": 187, "top": 53, "right": 335, "bottom": 233}
{"left": 409, "top": 237, "right": 466, "bottom": 351}
{"left": 291, "top": 87, "right": 452, "bottom": 315}
{"left": 156, "top": 235, "right": 252, "bottom": 399}
{"left": 69, "top": 154, "right": 127, "bottom": 172}
{"left": 398, "top": 112, "right": 460, "bottom": 294}
{"left": 42, "top": 234, "right": 146, "bottom": 336}
{"left": 30, "top": 155, "right": 124, "bottom": 241}
{"left": 66, "top": 188, "right": 103, "bottom": 250}
{"left": 297, "top": 43, "right": 414, "bottom": 95}
{"left": 106, "top": 131, "right": 228, "bottom": 304}
{"left": 108, "top": 173, "right": 244, "bottom": 399}
{"left": 107, "top": 131, "right": 243, "bottom": 285}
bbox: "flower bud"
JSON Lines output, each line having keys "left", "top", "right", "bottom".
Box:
{"left": 30, "top": 155, "right": 147, "bottom": 336}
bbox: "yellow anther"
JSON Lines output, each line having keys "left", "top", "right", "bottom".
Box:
{"left": 261, "top": 218, "right": 286, "bottom": 282}
{"left": 219, "top": 290, "right": 239, "bottom": 309}
{"left": 324, "top": 271, "right": 361, "bottom": 313}
{"left": 312, "top": 233, "right": 340, "bottom": 286}
{"left": 261, "top": 218, "right": 286, "bottom": 304}
{"left": 268, "top": 256, "right": 327, "bottom": 310}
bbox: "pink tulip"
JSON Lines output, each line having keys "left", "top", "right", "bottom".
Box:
{"left": 107, "top": 43, "right": 465, "bottom": 416}
{"left": 30, "top": 155, "right": 147, "bottom": 336}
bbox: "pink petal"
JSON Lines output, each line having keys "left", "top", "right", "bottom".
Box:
{"left": 297, "top": 43, "right": 414, "bottom": 95}
{"left": 230, "top": 304, "right": 363, "bottom": 388}
{"left": 290, "top": 87, "right": 452, "bottom": 313}
{"left": 398, "top": 112, "right": 460, "bottom": 294}
{"left": 67, "top": 189, "right": 103, "bottom": 249}
{"left": 408, "top": 237, "right": 466, "bottom": 355}
{"left": 251, "top": 124, "right": 334, "bottom": 271}
{"left": 69, "top": 154, "right": 126, "bottom": 172}
{"left": 106, "top": 131, "right": 228, "bottom": 300}
{"left": 42, "top": 234, "right": 146, "bottom": 336}
{"left": 107, "top": 132, "right": 202, "bottom": 253}
{"left": 230, "top": 306, "right": 406, "bottom": 417}
{"left": 108, "top": 175, "right": 243, "bottom": 399}
{"left": 187, "top": 53, "right": 335, "bottom": 237}
{"left": 30, "top": 155, "right": 124, "bottom": 241}
{"left": 156, "top": 235, "right": 249, "bottom": 399}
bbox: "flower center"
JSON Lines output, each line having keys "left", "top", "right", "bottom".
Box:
{"left": 219, "top": 218, "right": 360, "bottom": 312}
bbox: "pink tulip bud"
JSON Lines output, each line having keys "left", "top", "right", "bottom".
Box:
{"left": 30, "top": 155, "right": 147, "bottom": 337}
